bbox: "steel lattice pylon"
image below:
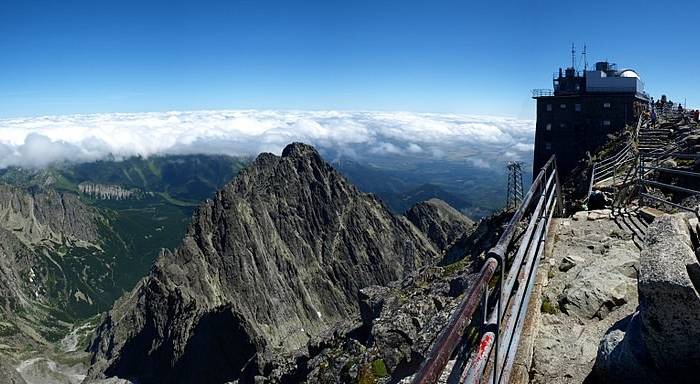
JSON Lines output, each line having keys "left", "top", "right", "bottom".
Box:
{"left": 506, "top": 161, "right": 524, "bottom": 211}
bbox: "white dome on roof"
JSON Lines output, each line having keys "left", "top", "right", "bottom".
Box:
{"left": 620, "top": 69, "right": 640, "bottom": 78}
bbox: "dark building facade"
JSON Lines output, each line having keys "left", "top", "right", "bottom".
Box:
{"left": 532, "top": 61, "right": 649, "bottom": 175}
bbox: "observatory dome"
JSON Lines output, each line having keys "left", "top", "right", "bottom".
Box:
{"left": 619, "top": 69, "right": 640, "bottom": 79}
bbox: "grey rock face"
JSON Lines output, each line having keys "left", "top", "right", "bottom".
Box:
{"left": 405, "top": 198, "right": 474, "bottom": 251}
{"left": 297, "top": 213, "right": 515, "bottom": 382}
{"left": 0, "top": 183, "right": 103, "bottom": 330}
{"left": 0, "top": 226, "right": 41, "bottom": 312}
{"left": 593, "top": 214, "right": 700, "bottom": 383}
{"left": 0, "top": 357, "right": 26, "bottom": 384}
{"left": 78, "top": 183, "right": 144, "bottom": 200}
{"left": 441, "top": 210, "right": 511, "bottom": 265}
{"left": 299, "top": 264, "right": 480, "bottom": 383}
{"left": 0, "top": 184, "right": 100, "bottom": 246}
{"left": 366, "top": 268, "right": 464, "bottom": 373}
{"left": 85, "top": 143, "right": 439, "bottom": 384}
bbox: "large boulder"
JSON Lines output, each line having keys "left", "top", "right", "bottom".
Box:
{"left": 593, "top": 214, "right": 700, "bottom": 383}
{"left": 557, "top": 236, "right": 638, "bottom": 320}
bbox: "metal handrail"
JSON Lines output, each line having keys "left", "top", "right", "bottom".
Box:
{"left": 411, "top": 258, "right": 499, "bottom": 384}
{"left": 641, "top": 152, "right": 700, "bottom": 159}
{"left": 597, "top": 143, "right": 632, "bottom": 168}
{"left": 642, "top": 179, "right": 700, "bottom": 196}
{"left": 640, "top": 193, "right": 700, "bottom": 216}
{"left": 611, "top": 156, "right": 640, "bottom": 212}
{"left": 411, "top": 155, "right": 562, "bottom": 384}
{"left": 587, "top": 116, "right": 643, "bottom": 196}
{"left": 645, "top": 166, "right": 700, "bottom": 178}
{"left": 633, "top": 110, "right": 700, "bottom": 217}
{"left": 473, "top": 162, "right": 558, "bottom": 384}
{"left": 595, "top": 152, "right": 634, "bottom": 180}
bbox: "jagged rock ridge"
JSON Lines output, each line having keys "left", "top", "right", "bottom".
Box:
{"left": 86, "top": 143, "right": 440, "bottom": 383}
{"left": 405, "top": 198, "right": 474, "bottom": 251}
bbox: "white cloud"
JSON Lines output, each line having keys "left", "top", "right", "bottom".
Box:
{"left": 406, "top": 143, "right": 423, "bottom": 154}
{"left": 0, "top": 110, "right": 535, "bottom": 169}
{"left": 513, "top": 143, "right": 535, "bottom": 152}
{"left": 370, "top": 142, "right": 403, "bottom": 155}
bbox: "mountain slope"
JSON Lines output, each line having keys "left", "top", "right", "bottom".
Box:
{"left": 0, "top": 184, "right": 100, "bottom": 246}
{"left": 406, "top": 198, "right": 475, "bottom": 251}
{"left": 0, "top": 154, "right": 247, "bottom": 204}
{"left": 0, "top": 184, "right": 108, "bottom": 356}
{"left": 0, "top": 155, "right": 249, "bottom": 322}
{"left": 0, "top": 155, "right": 248, "bottom": 381}
{"left": 332, "top": 159, "right": 505, "bottom": 218}
{"left": 85, "top": 143, "right": 439, "bottom": 383}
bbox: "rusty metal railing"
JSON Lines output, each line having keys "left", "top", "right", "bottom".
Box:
{"left": 411, "top": 155, "right": 562, "bottom": 384}
{"left": 638, "top": 151, "right": 700, "bottom": 217}
{"left": 586, "top": 116, "right": 643, "bottom": 201}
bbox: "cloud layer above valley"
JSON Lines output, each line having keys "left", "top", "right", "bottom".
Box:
{"left": 0, "top": 110, "right": 534, "bottom": 169}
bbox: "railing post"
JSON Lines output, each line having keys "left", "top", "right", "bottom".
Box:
{"left": 638, "top": 155, "right": 644, "bottom": 207}
{"left": 552, "top": 158, "right": 563, "bottom": 217}
{"left": 481, "top": 287, "right": 489, "bottom": 337}
{"left": 588, "top": 163, "right": 596, "bottom": 202}
{"left": 492, "top": 250, "right": 504, "bottom": 384}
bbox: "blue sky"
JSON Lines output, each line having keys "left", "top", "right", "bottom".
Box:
{"left": 1, "top": 0, "right": 699, "bottom": 119}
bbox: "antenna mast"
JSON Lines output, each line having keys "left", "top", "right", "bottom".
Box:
{"left": 571, "top": 43, "right": 576, "bottom": 70}
{"left": 583, "top": 44, "right": 588, "bottom": 71}
{"left": 506, "top": 162, "right": 524, "bottom": 211}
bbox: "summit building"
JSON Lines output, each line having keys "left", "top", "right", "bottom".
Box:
{"left": 532, "top": 60, "right": 649, "bottom": 174}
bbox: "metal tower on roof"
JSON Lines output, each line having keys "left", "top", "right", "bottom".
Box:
{"left": 506, "top": 161, "right": 524, "bottom": 211}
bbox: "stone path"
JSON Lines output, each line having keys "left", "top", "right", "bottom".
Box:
{"left": 529, "top": 209, "right": 642, "bottom": 384}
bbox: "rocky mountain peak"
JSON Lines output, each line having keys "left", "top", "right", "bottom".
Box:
{"left": 85, "top": 143, "right": 440, "bottom": 383}
{"left": 281, "top": 142, "right": 322, "bottom": 160}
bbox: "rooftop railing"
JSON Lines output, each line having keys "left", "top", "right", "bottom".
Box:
{"left": 531, "top": 89, "right": 553, "bottom": 98}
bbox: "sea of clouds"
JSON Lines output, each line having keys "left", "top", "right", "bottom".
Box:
{"left": 0, "top": 110, "right": 535, "bottom": 169}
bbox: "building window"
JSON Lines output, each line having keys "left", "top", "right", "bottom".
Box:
{"left": 546, "top": 123, "right": 552, "bottom": 131}
{"left": 545, "top": 142, "right": 552, "bottom": 151}
{"left": 560, "top": 104, "right": 566, "bottom": 109}
{"left": 603, "top": 102, "right": 611, "bottom": 108}
{"left": 575, "top": 104, "right": 582, "bottom": 112}
{"left": 546, "top": 104, "right": 552, "bottom": 111}
{"left": 603, "top": 120, "right": 611, "bottom": 126}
